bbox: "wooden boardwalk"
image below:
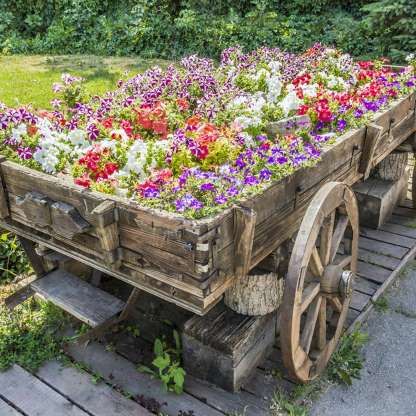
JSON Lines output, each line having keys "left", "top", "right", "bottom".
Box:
{"left": 2, "top": 198, "right": 416, "bottom": 415}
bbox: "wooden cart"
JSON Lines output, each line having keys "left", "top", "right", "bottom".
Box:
{"left": 1, "top": 90, "right": 415, "bottom": 386}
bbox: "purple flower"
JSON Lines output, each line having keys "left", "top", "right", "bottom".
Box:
{"left": 143, "top": 188, "right": 160, "bottom": 198}
{"left": 51, "top": 99, "right": 62, "bottom": 109}
{"left": 354, "top": 108, "right": 364, "bottom": 119}
{"left": 200, "top": 182, "right": 215, "bottom": 192}
{"left": 259, "top": 168, "right": 272, "bottom": 181}
{"left": 87, "top": 123, "right": 99, "bottom": 140}
{"left": 175, "top": 194, "right": 203, "bottom": 212}
{"left": 215, "top": 194, "right": 227, "bottom": 204}
{"left": 337, "top": 119, "right": 347, "bottom": 131}
{"left": 244, "top": 175, "right": 259, "bottom": 186}
{"left": 17, "top": 146, "right": 32, "bottom": 160}
{"left": 227, "top": 186, "right": 239, "bottom": 197}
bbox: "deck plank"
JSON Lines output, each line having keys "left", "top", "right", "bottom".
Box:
{"left": 358, "top": 237, "right": 408, "bottom": 259}
{"left": 64, "top": 341, "right": 225, "bottom": 416}
{"left": 360, "top": 227, "right": 416, "bottom": 249}
{"left": 353, "top": 276, "right": 380, "bottom": 296}
{"left": 37, "top": 360, "right": 152, "bottom": 416}
{"left": 358, "top": 248, "right": 400, "bottom": 270}
{"left": 357, "top": 261, "right": 392, "bottom": 284}
{"left": 380, "top": 222, "right": 416, "bottom": 239}
{"left": 350, "top": 290, "right": 371, "bottom": 312}
{"left": 0, "top": 365, "right": 88, "bottom": 416}
{"left": 0, "top": 398, "right": 23, "bottom": 416}
{"left": 31, "top": 269, "right": 125, "bottom": 327}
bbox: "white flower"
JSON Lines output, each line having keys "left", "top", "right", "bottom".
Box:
{"left": 268, "top": 61, "right": 282, "bottom": 74}
{"left": 234, "top": 115, "right": 261, "bottom": 129}
{"left": 253, "top": 68, "right": 270, "bottom": 81}
{"left": 280, "top": 91, "right": 302, "bottom": 116}
{"left": 68, "top": 129, "right": 87, "bottom": 146}
{"left": 266, "top": 76, "right": 283, "bottom": 103}
{"left": 110, "top": 129, "right": 130, "bottom": 143}
{"left": 33, "top": 147, "right": 59, "bottom": 174}
{"left": 249, "top": 94, "right": 266, "bottom": 114}
{"left": 239, "top": 132, "right": 255, "bottom": 148}
{"left": 11, "top": 123, "right": 27, "bottom": 143}
{"left": 302, "top": 83, "right": 318, "bottom": 98}
{"left": 406, "top": 53, "right": 415, "bottom": 62}
{"left": 227, "top": 95, "right": 248, "bottom": 109}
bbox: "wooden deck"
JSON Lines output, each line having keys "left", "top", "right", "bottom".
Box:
{"left": 2, "top": 197, "right": 416, "bottom": 415}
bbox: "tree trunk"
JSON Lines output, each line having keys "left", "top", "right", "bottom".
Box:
{"left": 224, "top": 272, "right": 284, "bottom": 316}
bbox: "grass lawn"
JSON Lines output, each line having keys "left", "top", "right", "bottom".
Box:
{"left": 0, "top": 55, "right": 171, "bottom": 109}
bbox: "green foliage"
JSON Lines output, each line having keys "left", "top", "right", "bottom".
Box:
{"left": 138, "top": 330, "right": 186, "bottom": 394}
{"left": 327, "top": 329, "right": 369, "bottom": 386}
{"left": 0, "top": 1, "right": 413, "bottom": 62}
{"left": 0, "top": 231, "right": 31, "bottom": 284}
{"left": 270, "top": 389, "right": 308, "bottom": 416}
{"left": 0, "top": 298, "right": 67, "bottom": 371}
{"left": 373, "top": 296, "right": 389, "bottom": 312}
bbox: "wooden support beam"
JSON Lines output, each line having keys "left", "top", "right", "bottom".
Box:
{"left": 359, "top": 123, "right": 384, "bottom": 180}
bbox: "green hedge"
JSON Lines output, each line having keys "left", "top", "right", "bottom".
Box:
{"left": 0, "top": 1, "right": 415, "bottom": 62}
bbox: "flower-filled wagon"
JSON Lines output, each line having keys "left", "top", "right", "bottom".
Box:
{"left": 1, "top": 45, "right": 415, "bottom": 388}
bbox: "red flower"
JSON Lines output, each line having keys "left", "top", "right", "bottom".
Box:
{"left": 27, "top": 124, "right": 38, "bottom": 137}
{"left": 297, "top": 104, "right": 309, "bottom": 115}
{"left": 104, "top": 162, "right": 118, "bottom": 176}
{"left": 120, "top": 120, "right": 133, "bottom": 137}
{"left": 318, "top": 110, "right": 332, "bottom": 123}
{"left": 102, "top": 117, "right": 113, "bottom": 129}
{"left": 177, "top": 98, "right": 189, "bottom": 111}
{"left": 186, "top": 115, "right": 201, "bottom": 128}
{"left": 292, "top": 73, "right": 311, "bottom": 87}
{"left": 75, "top": 176, "right": 91, "bottom": 188}
{"left": 152, "top": 119, "right": 168, "bottom": 138}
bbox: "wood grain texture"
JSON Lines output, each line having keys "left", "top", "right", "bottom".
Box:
{"left": 31, "top": 269, "right": 125, "bottom": 327}
{"left": 64, "top": 341, "right": 224, "bottom": 416}
{"left": 0, "top": 365, "right": 88, "bottom": 416}
{"left": 37, "top": 360, "right": 151, "bottom": 416}
{"left": 0, "top": 398, "right": 22, "bottom": 416}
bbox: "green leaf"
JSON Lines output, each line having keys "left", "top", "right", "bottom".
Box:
{"left": 153, "top": 338, "right": 164, "bottom": 357}
{"left": 152, "top": 353, "right": 170, "bottom": 371}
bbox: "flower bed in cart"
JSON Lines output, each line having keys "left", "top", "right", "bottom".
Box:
{"left": 1, "top": 45, "right": 416, "bottom": 219}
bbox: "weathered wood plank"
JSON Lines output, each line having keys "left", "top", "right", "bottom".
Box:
{"left": 31, "top": 269, "right": 125, "bottom": 327}
{"left": 37, "top": 360, "right": 151, "bottom": 416}
{"left": 0, "top": 365, "right": 88, "bottom": 416}
{"left": 357, "top": 248, "right": 401, "bottom": 271}
{"left": 380, "top": 222, "right": 416, "bottom": 239}
{"left": 64, "top": 341, "right": 224, "bottom": 416}
{"left": 184, "top": 375, "right": 269, "bottom": 416}
{"left": 349, "top": 290, "right": 371, "bottom": 312}
{"left": 0, "top": 398, "right": 23, "bottom": 416}
{"left": 357, "top": 261, "right": 391, "bottom": 284}
{"left": 358, "top": 237, "right": 408, "bottom": 259}
{"left": 389, "top": 213, "right": 416, "bottom": 228}
{"left": 360, "top": 226, "right": 416, "bottom": 248}
{"left": 353, "top": 275, "right": 380, "bottom": 296}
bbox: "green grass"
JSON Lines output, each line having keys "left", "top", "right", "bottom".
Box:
{"left": 0, "top": 55, "right": 171, "bottom": 109}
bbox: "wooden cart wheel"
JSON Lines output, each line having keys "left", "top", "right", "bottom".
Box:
{"left": 280, "top": 182, "right": 359, "bottom": 383}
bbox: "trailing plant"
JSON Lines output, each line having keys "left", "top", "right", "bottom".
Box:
{"left": 0, "top": 231, "right": 31, "bottom": 284}
{"left": 138, "top": 330, "right": 186, "bottom": 394}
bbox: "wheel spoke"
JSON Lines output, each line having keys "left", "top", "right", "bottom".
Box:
{"left": 335, "top": 255, "right": 352, "bottom": 269}
{"left": 320, "top": 211, "right": 335, "bottom": 266}
{"left": 310, "top": 247, "right": 324, "bottom": 277}
{"left": 301, "top": 281, "right": 320, "bottom": 313}
{"left": 316, "top": 297, "right": 327, "bottom": 351}
{"left": 301, "top": 296, "right": 322, "bottom": 354}
{"left": 329, "top": 215, "right": 349, "bottom": 262}
{"left": 327, "top": 295, "right": 343, "bottom": 312}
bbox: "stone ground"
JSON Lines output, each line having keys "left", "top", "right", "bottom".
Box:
{"left": 311, "top": 261, "right": 416, "bottom": 416}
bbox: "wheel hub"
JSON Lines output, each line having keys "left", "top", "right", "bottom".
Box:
{"left": 321, "top": 264, "right": 354, "bottom": 298}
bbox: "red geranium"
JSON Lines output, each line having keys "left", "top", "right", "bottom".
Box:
{"left": 102, "top": 117, "right": 113, "bottom": 129}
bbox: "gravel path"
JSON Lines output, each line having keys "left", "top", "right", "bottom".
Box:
{"left": 311, "top": 262, "right": 416, "bottom": 416}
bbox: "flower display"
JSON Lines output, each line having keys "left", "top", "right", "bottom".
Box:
{"left": 1, "top": 45, "right": 415, "bottom": 218}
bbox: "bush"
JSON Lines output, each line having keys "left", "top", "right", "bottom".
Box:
{"left": 0, "top": 1, "right": 413, "bottom": 62}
